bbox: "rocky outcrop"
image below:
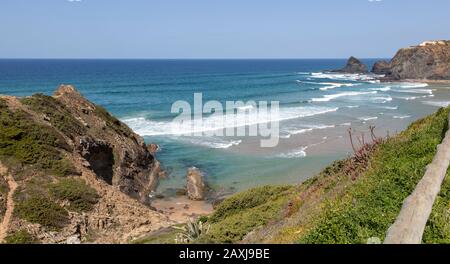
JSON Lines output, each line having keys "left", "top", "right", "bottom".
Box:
{"left": 54, "top": 85, "right": 161, "bottom": 204}
{"left": 332, "top": 56, "right": 368, "bottom": 73}
{"left": 385, "top": 40, "right": 450, "bottom": 80}
{"left": 0, "top": 86, "right": 172, "bottom": 244}
{"left": 372, "top": 60, "right": 391, "bottom": 75}
{"left": 186, "top": 167, "right": 208, "bottom": 201}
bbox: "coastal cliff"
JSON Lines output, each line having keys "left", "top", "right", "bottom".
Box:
{"left": 0, "top": 85, "right": 172, "bottom": 243}
{"left": 374, "top": 40, "right": 450, "bottom": 80}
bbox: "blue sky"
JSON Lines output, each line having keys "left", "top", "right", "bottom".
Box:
{"left": 0, "top": 0, "right": 449, "bottom": 59}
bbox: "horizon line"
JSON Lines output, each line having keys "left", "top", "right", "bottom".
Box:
{"left": 0, "top": 57, "right": 390, "bottom": 60}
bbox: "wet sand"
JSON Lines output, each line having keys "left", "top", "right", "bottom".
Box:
{"left": 151, "top": 196, "right": 214, "bottom": 223}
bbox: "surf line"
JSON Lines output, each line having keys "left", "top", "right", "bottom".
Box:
{"left": 171, "top": 93, "right": 281, "bottom": 147}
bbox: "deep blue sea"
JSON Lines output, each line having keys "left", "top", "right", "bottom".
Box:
{"left": 1, "top": 59, "right": 449, "bottom": 194}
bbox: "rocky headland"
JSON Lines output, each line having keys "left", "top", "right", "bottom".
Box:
{"left": 0, "top": 85, "right": 211, "bottom": 244}
{"left": 332, "top": 40, "right": 450, "bottom": 82}
{"left": 380, "top": 40, "right": 450, "bottom": 81}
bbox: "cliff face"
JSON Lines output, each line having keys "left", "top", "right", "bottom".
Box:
{"left": 53, "top": 85, "right": 161, "bottom": 203}
{"left": 371, "top": 60, "right": 391, "bottom": 75}
{"left": 0, "top": 85, "right": 171, "bottom": 244}
{"left": 380, "top": 40, "right": 450, "bottom": 80}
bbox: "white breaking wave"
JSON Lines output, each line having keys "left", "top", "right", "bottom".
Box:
{"left": 422, "top": 101, "right": 450, "bottom": 107}
{"left": 369, "top": 86, "right": 391, "bottom": 92}
{"left": 396, "top": 95, "right": 434, "bottom": 101}
{"left": 123, "top": 106, "right": 339, "bottom": 136}
{"left": 398, "top": 83, "right": 429, "bottom": 89}
{"left": 284, "top": 124, "right": 335, "bottom": 136}
{"left": 311, "top": 91, "right": 377, "bottom": 102}
{"left": 371, "top": 96, "right": 393, "bottom": 104}
{"left": 392, "top": 89, "right": 434, "bottom": 95}
{"left": 275, "top": 146, "right": 308, "bottom": 159}
{"left": 310, "top": 72, "right": 383, "bottom": 82}
{"left": 381, "top": 106, "right": 399, "bottom": 110}
{"left": 358, "top": 116, "right": 378, "bottom": 121}
{"left": 319, "top": 83, "right": 359, "bottom": 91}
{"left": 393, "top": 115, "right": 411, "bottom": 119}
{"left": 183, "top": 137, "right": 242, "bottom": 149}
{"left": 296, "top": 80, "right": 359, "bottom": 91}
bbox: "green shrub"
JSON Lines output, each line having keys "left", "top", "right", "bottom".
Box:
{"left": 14, "top": 197, "right": 69, "bottom": 229}
{"left": 4, "top": 230, "right": 39, "bottom": 244}
{"left": 423, "top": 168, "right": 450, "bottom": 244}
{"left": 209, "top": 185, "right": 291, "bottom": 223}
{"left": 21, "top": 94, "right": 86, "bottom": 138}
{"left": 203, "top": 185, "right": 293, "bottom": 243}
{"left": 50, "top": 178, "right": 99, "bottom": 212}
{"left": 297, "top": 107, "right": 450, "bottom": 244}
{"left": 94, "top": 105, "right": 133, "bottom": 137}
{"left": 0, "top": 104, "right": 76, "bottom": 177}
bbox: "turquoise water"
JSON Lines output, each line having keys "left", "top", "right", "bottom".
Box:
{"left": 1, "top": 59, "right": 450, "bottom": 194}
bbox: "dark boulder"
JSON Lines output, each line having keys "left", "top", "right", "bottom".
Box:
{"left": 332, "top": 56, "right": 368, "bottom": 74}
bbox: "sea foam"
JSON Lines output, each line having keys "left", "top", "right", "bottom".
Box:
{"left": 123, "top": 106, "right": 339, "bottom": 136}
{"left": 311, "top": 91, "right": 377, "bottom": 102}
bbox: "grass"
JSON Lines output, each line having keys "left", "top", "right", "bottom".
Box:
{"left": 49, "top": 178, "right": 99, "bottom": 212}
{"left": 14, "top": 196, "right": 69, "bottom": 229}
{"left": 94, "top": 105, "right": 134, "bottom": 137}
{"left": 132, "top": 227, "right": 181, "bottom": 244}
{"left": 203, "top": 107, "right": 450, "bottom": 244}
{"left": 422, "top": 168, "right": 450, "bottom": 243}
{"left": 0, "top": 99, "right": 76, "bottom": 176}
{"left": 199, "top": 185, "right": 293, "bottom": 243}
{"left": 0, "top": 101, "right": 77, "bottom": 177}
{"left": 21, "top": 93, "right": 86, "bottom": 138}
{"left": 296, "top": 107, "right": 450, "bottom": 244}
{"left": 4, "top": 230, "right": 39, "bottom": 244}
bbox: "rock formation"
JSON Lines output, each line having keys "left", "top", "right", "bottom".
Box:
{"left": 384, "top": 40, "right": 450, "bottom": 80}
{"left": 53, "top": 85, "right": 162, "bottom": 204}
{"left": 0, "top": 85, "right": 172, "bottom": 243}
{"left": 371, "top": 60, "right": 391, "bottom": 75}
{"left": 332, "top": 56, "right": 368, "bottom": 74}
{"left": 186, "top": 167, "right": 208, "bottom": 201}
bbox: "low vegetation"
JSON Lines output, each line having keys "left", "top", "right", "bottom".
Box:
{"left": 174, "top": 218, "right": 211, "bottom": 244}
{"left": 14, "top": 196, "right": 69, "bottom": 229}
{"left": 199, "top": 185, "right": 294, "bottom": 243}
{"left": 94, "top": 105, "right": 133, "bottom": 137}
{"left": 423, "top": 169, "right": 450, "bottom": 243}
{"left": 50, "top": 178, "right": 99, "bottom": 212}
{"left": 21, "top": 93, "right": 86, "bottom": 138}
{"left": 4, "top": 230, "right": 39, "bottom": 244}
{"left": 296, "top": 107, "right": 449, "bottom": 243}
{"left": 201, "top": 106, "right": 450, "bottom": 244}
{"left": 0, "top": 99, "right": 76, "bottom": 177}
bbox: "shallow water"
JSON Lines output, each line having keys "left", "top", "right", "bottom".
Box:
{"left": 1, "top": 59, "right": 450, "bottom": 194}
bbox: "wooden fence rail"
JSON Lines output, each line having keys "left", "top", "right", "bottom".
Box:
{"left": 384, "top": 113, "right": 450, "bottom": 244}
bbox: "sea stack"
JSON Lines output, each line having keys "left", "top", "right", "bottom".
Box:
{"left": 385, "top": 40, "right": 450, "bottom": 80}
{"left": 186, "top": 167, "right": 208, "bottom": 201}
{"left": 332, "top": 56, "right": 368, "bottom": 74}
